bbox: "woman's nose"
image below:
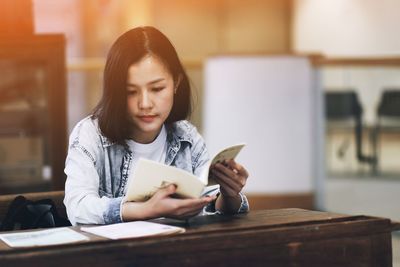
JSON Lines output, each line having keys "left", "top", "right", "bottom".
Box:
{"left": 138, "top": 91, "right": 153, "bottom": 109}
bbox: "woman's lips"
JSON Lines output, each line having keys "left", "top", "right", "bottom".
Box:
{"left": 137, "top": 115, "right": 157, "bottom": 123}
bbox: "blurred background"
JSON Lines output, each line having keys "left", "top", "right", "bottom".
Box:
{"left": 0, "top": 0, "right": 400, "bottom": 261}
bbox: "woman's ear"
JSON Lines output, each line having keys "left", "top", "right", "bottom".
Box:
{"left": 174, "top": 74, "right": 182, "bottom": 94}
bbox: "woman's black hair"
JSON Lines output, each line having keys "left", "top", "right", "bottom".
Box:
{"left": 92, "top": 26, "right": 192, "bottom": 144}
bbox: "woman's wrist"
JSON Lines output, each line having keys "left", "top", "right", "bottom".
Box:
{"left": 121, "top": 201, "right": 153, "bottom": 221}
{"left": 215, "top": 192, "right": 242, "bottom": 214}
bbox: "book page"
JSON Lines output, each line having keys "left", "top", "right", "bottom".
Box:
{"left": 124, "top": 159, "right": 206, "bottom": 202}
{"left": 201, "top": 184, "right": 220, "bottom": 197}
{"left": 0, "top": 228, "right": 89, "bottom": 248}
{"left": 81, "top": 221, "right": 185, "bottom": 240}
{"left": 200, "top": 143, "right": 246, "bottom": 185}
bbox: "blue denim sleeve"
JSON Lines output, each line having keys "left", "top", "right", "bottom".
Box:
{"left": 204, "top": 191, "right": 250, "bottom": 214}
{"left": 103, "top": 197, "right": 124, "bottom": 224}
{"left": 237, "top": 192, "right": 250, "bottom": 213}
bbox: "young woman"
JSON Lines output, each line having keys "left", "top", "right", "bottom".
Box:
{"left": 64, "top": 26, "right": 249, "bottom": 225}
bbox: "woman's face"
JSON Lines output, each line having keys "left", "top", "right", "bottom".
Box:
{"left": 126, "top": 55, "right": 175, "bottom": 143}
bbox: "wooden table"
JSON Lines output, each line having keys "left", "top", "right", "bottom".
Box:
{"left": 0, "top": 208, "right": 399, "bottom": 267}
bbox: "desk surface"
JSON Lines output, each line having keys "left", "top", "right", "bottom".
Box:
{"left": 0, "top": 208, "right": 398, "bottom": 267}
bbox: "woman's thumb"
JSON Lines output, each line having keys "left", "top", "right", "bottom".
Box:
{"left": 156, "top": 184, "right": 177, "bottom": 198}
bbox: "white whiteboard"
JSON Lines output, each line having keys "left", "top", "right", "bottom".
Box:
{"left": 202, "top": 56, "right": 315, "bottom": 193}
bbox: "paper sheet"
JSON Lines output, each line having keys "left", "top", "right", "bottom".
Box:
{"left": 81, "top": 221, "right": 185, "bottom": 240}
{"left": 0, "top": 227, "right": 89, "bottom": 248}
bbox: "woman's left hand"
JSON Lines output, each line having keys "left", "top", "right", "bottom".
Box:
{"left": 211, "top": 159, "right": 249, "bottom": 197}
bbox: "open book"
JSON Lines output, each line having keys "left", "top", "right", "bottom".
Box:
{"left": 124, "top": 143, "right": 245, "bottom": 202}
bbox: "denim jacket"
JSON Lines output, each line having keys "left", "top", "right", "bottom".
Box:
{"left": 64, "top": 116, "right": 249, "bottom": 225}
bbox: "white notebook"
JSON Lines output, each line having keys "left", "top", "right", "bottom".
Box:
{"left": 81, "top": 221, "right": 185, "bottom": 240}
{"left": 0, "top": 228, "right": 89, "bottom": 248}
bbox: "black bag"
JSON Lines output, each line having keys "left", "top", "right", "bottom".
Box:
{"left": 0, "top": 195, "right": 71, "bottom": 231}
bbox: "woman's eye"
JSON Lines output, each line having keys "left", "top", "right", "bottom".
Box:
{"left": 127, "top": 90, "right": 137, "bottom": 96}
{"left": 152, "top": 87, "right": 165, "bottom": 92}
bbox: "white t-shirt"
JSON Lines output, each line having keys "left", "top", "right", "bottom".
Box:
{"left": 126, "top": 125, "right": 168, "bottom": 178}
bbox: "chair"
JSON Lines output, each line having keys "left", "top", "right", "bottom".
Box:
{"left": 325, "top": 91, "right": 376, "bottom": 169}
{"left": 371, "top": 90, "right": 400, "bottom": 173}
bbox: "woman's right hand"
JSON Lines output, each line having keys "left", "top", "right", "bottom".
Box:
{"left": 122, "top": 184, "right": 215, "bottom": 221}
{"left": 147, "top": 184, "right": 215, "bottom": 219}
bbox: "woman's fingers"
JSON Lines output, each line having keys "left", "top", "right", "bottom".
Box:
{"left": 166, "top": 197, "right": 214, "bottom": 219}
{"left": 211, "top": 160, "right": 249, "bottom": 198}
{"left": 149, "top": 184, "right": 217, "bottom": 219}
{"left": 170, "top": 196, "right": 214, "bottom": 213}
{"left": 214, "top": 162, "right": 237, "bottom": 178}
{"left": 213, "top": 163, "right": 243, "bottom": 189}
{"left": 213, "top": 174, "right": 240, "bottom": 196}
{"left": 173, "top": 195, "right": 214, "bottom": 208}
{"left": 213, "top": 170, "right": 241, "bottom": 193}
{"left": 153, "top": 184, "right": 177, "bottom": 200}
{"left": 226, "top": 160, "right": 249, "bottom": 178}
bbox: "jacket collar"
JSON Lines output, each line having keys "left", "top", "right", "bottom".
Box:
{"left": 99, "top": 121, "right": 193, "bottom": 149}
{"left": 166, "top": 121, "right": 194, "bottom": 145}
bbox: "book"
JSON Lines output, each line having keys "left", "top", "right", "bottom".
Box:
{"left": 81, "top": 221, "right": 185, "bottom": 240}
{"left": 124, "top": 143, "right": 245, "bottom": 202}
{"left": 0, "top": 228, "right": 89, "bottom": 248}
